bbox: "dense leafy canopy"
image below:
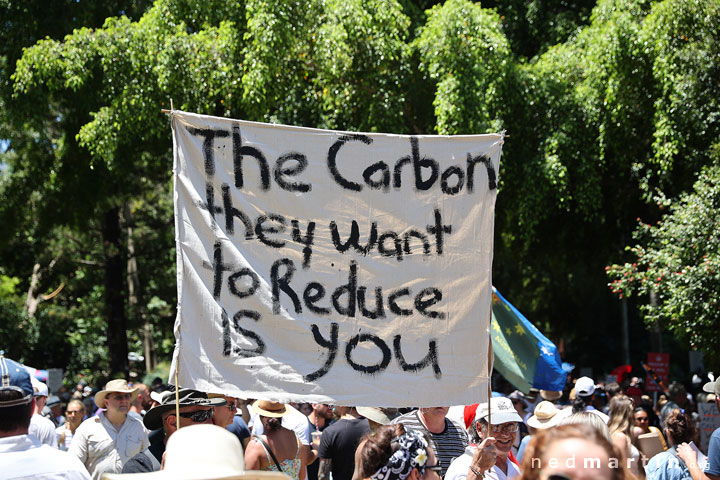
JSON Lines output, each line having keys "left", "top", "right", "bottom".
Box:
{"left": 1, "top": 0, "right": 718, "bottom": 381}
{"left": 607, "top": 153, "right": 720, "bottom": 361}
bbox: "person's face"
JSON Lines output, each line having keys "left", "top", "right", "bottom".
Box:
{"left": 420, "top": 407, "right": 449, "bottom": 419}
{"left": 511, "top": 398, "right": 525, "bottom": 415}
{"left": 634, "top": 411, "right": 649, "bottom": 430}
{"left": 35, "top": 395, "right": 47, "bottom": 410}
{"left": 540, "top": 438, "right": 613, "bottom": 480}
{"left": 167, "top": 405, "right": 215, "bottom": 432}
{"left": 140, "top": 388, "right": 153, "bottom": 409}
{"left": 481, "top": 422, "right": 517, "bottom": 455}
{"left": 105, "top": 392, "right": 132, "bottom": 415}
{"left": 420, "top": 448, "right": 442, "bottom": 480}
{"left": 212, "top": 396, "right": 237, "bottom": 427}
{"left": 315, "top": 403, "right": 333, "bottom": 419}
{"left": 66, "top": 404, "right": 85, "bottom": 426}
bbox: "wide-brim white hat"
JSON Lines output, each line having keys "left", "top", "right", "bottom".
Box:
{"left": 102, "top": 424, "right": 292, "bottom": 480}
{"left": 703, "top": 379, "right": 720, "bottom": 396}
{"left": 94, "top": 379, "right": 139, "bottom": 409}
{"left": 527, "top": 401, "right": 566, "bottom": 429}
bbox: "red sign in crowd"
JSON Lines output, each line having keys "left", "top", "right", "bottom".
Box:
{"left": 645, "top": 352, "right": 670, "bottom": 392}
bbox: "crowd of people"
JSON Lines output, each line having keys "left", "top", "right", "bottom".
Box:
{"left": 2, "top": 352, "right": 719, "bottom": 480}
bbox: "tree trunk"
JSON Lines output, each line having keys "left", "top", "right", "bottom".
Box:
{"left": 124, "top": 203, "right": 155, "bottom": 373}
{"left": 25, "top": 263, "right": 43, "bottom": 318}
{"left": 103, "top": 206, "right": 129, "bottom": 377}
{"left": 24, "top": 256, "right": 61, "bottom": 318}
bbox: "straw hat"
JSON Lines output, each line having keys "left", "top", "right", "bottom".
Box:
{"left": 94, "top": 379, "right": 139, "bottom": 409}
{"left": 357, "top": 407, "right": 397, "bottom": 425}
{"left": 102, "top": 424, "right": 292, "bottom": 480}
{"left": 527, "top": 401, "right": 563, "bottom": 429}
{"left": 540, "top": 390, "right": 562, "bottom": 402}
{"left": 251, "top": 400, "right": 288, "bottom": 418}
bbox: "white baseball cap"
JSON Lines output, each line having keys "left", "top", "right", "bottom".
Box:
{"left": 575, "top": 376, "right": 596, "bottom": 396}
{"left": 474, "top": 397, "right": 523, "bottom": 425}
{"left": 31, "top": 378, "right": 48, "bottom": 397}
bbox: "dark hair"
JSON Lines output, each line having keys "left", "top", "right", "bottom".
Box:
{"left": 572, "top": 394, "right": 592, "bottom": 414}
{"left": 668, "top": 382, "right": 686, "bottom": 398}
{"left": 605, "top": 382, "right": 622, "bottom": 398}
{"left": 357, "top": 424, "right": 406, "bottom": 479}
{"left": 468, "top": 418, "right": 485, "bottom": 444}
{"left": 518, "top": 423, "right": 625, "bottom": 480}
{"left": 0, "top": 391, "right": 33, "bottom": 432}
{"left": 261, "top": 415, "right": 283, "bottom": 432}
{"left": 664, "top": 409, "right": 695, "bottom": 445}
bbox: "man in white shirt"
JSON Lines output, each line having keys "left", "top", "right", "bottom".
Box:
{"left": 446, "top": 397, "right": 523, "bottom": 480}
{"left": 69, "top": 379, "right": 150, "bottom": 479}
{"left": 29, "top": 379, "right": 58, "bottom": 447}
{"left": 0, "top": 354, "right": 90, "bottom": 480}
{"left": 573, "top": 376, "right": 610, "bottom": 423}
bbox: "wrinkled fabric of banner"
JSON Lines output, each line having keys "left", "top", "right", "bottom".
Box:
{"left": 170, "top": 110, "right": 503, "bottom": 407}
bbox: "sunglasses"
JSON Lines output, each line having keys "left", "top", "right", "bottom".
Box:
{"left": 173, "top": 409, "right": 213, "bottom": 423}
{"left": 489, "top": 423, "right": 518, "bottom": 434}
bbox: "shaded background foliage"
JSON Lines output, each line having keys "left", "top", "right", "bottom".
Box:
{"left": 1, "top": 0, "right": 718, "bottom": 384}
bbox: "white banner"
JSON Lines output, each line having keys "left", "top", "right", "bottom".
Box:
{"left": 170, "top": 111, "right": 503, "bottom": 407}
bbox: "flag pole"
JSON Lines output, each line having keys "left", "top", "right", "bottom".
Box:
{"left": 175, "top": 364, "right": 181, "bottom": 429}
{"left": 487, "top": 307, "right": 493, "bottom": 426}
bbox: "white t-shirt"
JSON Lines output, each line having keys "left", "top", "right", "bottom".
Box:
{"left": 0, "top": 434, "right": 91, "bottom": 480}
{"left": 249, "top": 405, "right": 311, "bottom": 445}
{"left": 445, "top": 447, "right": 521, "bottom": 480}
{"left": 29, "top": 414, "right": 58, "bottom": 448}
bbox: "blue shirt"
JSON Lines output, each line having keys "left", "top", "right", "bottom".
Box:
{"left": 227, "top": 414, "right": 251, "bottom": 443}
{"left": 646, "top": 449, "right": 691, "bottom": 480}
{"left": 706, "top": 428, "right": 720, "bottom": 477}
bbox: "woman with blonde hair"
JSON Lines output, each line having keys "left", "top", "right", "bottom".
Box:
{"left": 608, "top": 395, "right": 642, "bottom": 477}
{"left": 518, "top": 423, "right": 625, "bottom": 480}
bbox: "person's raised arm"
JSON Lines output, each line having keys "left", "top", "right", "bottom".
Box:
{"left": 677, "top": 443, "right": 711, "bottom": 480}
{"left": 467, "top": 437, "right": 498, "bottom": 480}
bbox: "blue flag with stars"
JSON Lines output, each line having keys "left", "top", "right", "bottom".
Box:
{"left": 491, "top": 287, "right": 566, "bottom": 393}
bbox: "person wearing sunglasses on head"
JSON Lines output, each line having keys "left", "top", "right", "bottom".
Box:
{"left": 208, "top": 393, "right": 252, "bottom": 449}
{"left": 68, "top": 379, "right": 150, "bottom": 479}
{"left": 121, "top": 387, "right": 226, "bottom": 474}
{"left": 446, "top": 397, "right": 524, "bottom": 480}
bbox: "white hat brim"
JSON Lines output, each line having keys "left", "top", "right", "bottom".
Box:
{"left": 103, "top": 470, "right": 292, "bottom": 480}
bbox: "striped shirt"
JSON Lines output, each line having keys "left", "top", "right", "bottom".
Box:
{"left": 391, "top": 411, "right": 468, "bottom": 478}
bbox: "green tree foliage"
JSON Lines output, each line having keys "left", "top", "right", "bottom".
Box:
{"left": 416, "top": 0, "right": 510, "bottom": 135}
{"left": 607, "top": 151, "right": 720, "bottom": 366}
{"left": 2, "top": 0, "right": 719, "bottom": 380}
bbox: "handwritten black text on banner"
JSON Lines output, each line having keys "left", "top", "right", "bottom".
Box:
{"left": 171, "top": 111, "right": 502, "bottom": 406}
